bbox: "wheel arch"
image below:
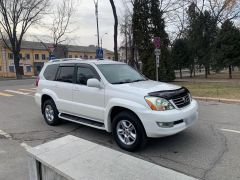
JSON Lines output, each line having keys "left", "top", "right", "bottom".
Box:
{"left": 106, "top": 106, "right": 145, "bottom": 133}
{"left": 41, "top": 94, "right": 55, "bottom": 114}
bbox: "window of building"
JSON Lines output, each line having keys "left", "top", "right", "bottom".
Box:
{"left": 80, "top": 55, "right": 83, "bottom": 58}
{"left": 26, "top": 66, "right": 32, "bottom": 72}
{"left": 76, "top": 66, "right": 99, "bottom": 85}
{"left": 108, "top": 57, "right": 111, "bottom": 59}
{"left": 43, "top": 64, "right": 59, "bottom": 81}
{"left": 75, "top": 55, "right": 78, "bottom": 58}
{"left": 26, "top": 54, "right": 30, "bottom": 60}
{"left": 69, "top": 55, "right": 72, "bottom": 58}
{"left": 9, "top": 66, "right": 15, "bottom": 72}
{"left": 90, "top": 56, "right": 93, "bottom": 59}
{"left": 84, "top": 55, "right": 88, "bottom": 59}
{"left": 0, "top": 66, "right": 2, "bottom": 71}
{"left": 42, "top": 54, "right": 46, "bottom": 60}
{"left": 56, "top": 66, "right": 75, "bottom": 83}
{"left": 35, "top": 54, "right": 39, "bottom": 60}
{"left": 8, "top": 53, "right": 13, "bottom": 60}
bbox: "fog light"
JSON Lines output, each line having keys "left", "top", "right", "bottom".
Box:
{"left": 157, "top": 122, "right": 174, "bottom": 128}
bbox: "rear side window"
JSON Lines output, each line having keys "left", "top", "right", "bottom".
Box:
{"left": 56, "top": 66, "right": 75, "bottom": 83}
{"left": 43, "top": 64, "right": 59, "bottom": 80}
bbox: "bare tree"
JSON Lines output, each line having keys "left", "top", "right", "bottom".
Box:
{"left": 207, "top": 0, "right": 240, "bottom": 23}
{"left": 0, "top": 0, "right": 49, "bottom": 79}
{"left": 51, "top": 0, "right": 74, "bottom": 46}
{"left": 109, "top": 0, "right": 119, "bottom": 61}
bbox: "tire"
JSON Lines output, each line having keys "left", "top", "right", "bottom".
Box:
{"left": 43, "top": 99, "right": 60, "bottom": 126}
{"left": 112, "top": 111, "right": 147, "bottom": 151}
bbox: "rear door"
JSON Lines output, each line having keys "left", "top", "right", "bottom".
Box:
{"left": 72, "top": 64, "right": 105, "bottom": 121}
{"left": 54, "top": 64, "right": 75, "bottom": 113}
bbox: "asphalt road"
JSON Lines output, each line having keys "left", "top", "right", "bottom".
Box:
{"left": 0, "top": 79, "right": 240, "bottom": 180}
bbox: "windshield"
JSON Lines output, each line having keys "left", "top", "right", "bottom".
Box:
{"left": 97, "top": 64, "right": 146, "bottom": 84}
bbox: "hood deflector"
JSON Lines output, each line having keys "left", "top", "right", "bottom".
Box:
{"left": 148, "top": 87, "right": 189, "bottom": 100}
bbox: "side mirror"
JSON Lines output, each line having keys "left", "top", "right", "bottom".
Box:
{"left": 87, "top": 78, "right": 101, "bottom": 88}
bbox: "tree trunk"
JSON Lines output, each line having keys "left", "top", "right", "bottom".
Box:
{"left": 189, "top": 64, "right": 193, "bottom": 78}
{"left": 229, "top": 65, "right": 232, "bottom": 79}
{"left": 13, "top": 52, "right": 22, "bottom": 79}
{"left": 205, "top": 66, "right": 208, "bottom": 78}
{"left": 109, "top": 0, "right": 118, "bottom": 61}
{"left": 180, "top": 67, "right": 182, "bottom": 79}
{"left": 125, "top": 31, "right": 128, "bottom": 63}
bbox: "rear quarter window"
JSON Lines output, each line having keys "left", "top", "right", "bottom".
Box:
{"left": 43, "top": 64, "right": 59, "bottom": 80}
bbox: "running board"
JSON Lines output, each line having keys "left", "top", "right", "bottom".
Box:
{"left": 59, "top": 113, "right": 105, "bottom": 130}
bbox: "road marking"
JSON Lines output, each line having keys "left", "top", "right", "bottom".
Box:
{"left": 4, "top": 90, "right": 29, "bottom": 95}
{"left": 0, "top": 92, "right": 14, "bottom": 97}
{"left": 20, "top": 142, "right": 32, "bottom": 150}
{"left": 220, "top": 128, "right": 240, "bottom": 134}
{"left": 18, "top": 89, "right": 36, "bottom": 92}
{"left": 0, "top": 129, "right": 32, "bottom": 150}
{"left": 0, "top": 130, "right": 12, "bottom": 140}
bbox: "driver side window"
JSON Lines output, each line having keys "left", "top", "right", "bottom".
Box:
{"left": 76, "top": 66, "right": 99, "bottom": 85}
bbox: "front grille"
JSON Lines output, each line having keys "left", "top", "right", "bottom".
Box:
{"left": 172, "top": 94, "right": 190, "bottom": 108}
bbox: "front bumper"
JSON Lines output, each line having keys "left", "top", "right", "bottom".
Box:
{"left": 138, "top": 99, "right": 198, "bottom": 138}
{"left": 35, "top": 92, "right": 41, "bottom": 107}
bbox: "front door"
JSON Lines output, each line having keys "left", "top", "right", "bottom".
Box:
{"left": 72, "top": 64, "right": 105, "bottom": 122}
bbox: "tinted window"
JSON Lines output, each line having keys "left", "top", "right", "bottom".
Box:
{"left": 42, "top": 54, "right": 46, "bottom": 60}
{"left": 76, "top": 66, "right": 99, "bottom": 85}
{"left": 26, "top": 54, "right": 30, "bottom": 59}
{"left": 56, "top": 66, "right": 75, "bottom": 83}
{"left": 9, "top": 66, "right": 15, "bottom": 72}
{"left": 35, "top": 54, "right": 39, "bottom": 60}
{"left": 43, "top": 64, "right": 59, "bottom": 81}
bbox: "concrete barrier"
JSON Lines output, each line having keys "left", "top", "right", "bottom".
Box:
{"left": 27, "top": 135, "right": 196, "bottom": 180}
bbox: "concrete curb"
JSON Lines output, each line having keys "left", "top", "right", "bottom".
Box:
{"left": 0, "top": 77, "right": 35, "bottom": 81}
{"left": 193, "top": 96, "right": 240, "bottom": 104}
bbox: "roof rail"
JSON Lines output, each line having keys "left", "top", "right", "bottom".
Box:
{"left": 49, "top": 58, "right": 83, "bottom": 63}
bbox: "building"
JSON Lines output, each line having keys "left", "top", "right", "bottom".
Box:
{"left": 0, "top": 41, "right": 114, "bottom": 78}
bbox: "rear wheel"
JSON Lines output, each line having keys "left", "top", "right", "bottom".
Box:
{"left": 43, "top": 99, "right": 60, "bottom": 126}
{"left": 112, "top": 111, "right": 146, "bottom": 151}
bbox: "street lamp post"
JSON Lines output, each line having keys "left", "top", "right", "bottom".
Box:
{"left": 101, "top": 33, "right": 108, "bottom": 49}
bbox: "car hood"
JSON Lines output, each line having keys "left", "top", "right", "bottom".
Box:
{"left": 113, "top": 80, "right": 181, "bottom": 95}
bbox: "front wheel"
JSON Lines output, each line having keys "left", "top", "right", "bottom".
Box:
{"left": 112, "top": 111, "right": 147, "bottom": 151}
{"left": 43, "top": 99, "right": 60, "bottom": 126}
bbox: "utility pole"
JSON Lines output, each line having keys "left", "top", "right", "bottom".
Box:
{"left": 93, "top": 0, "right": 100, "bottom": 48}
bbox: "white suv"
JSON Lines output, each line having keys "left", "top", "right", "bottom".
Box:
{"left": 35, "top": 59, "right": 198, "bottom": 151}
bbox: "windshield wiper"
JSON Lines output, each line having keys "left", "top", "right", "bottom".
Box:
{"left": 131, "top": 79, "right": 147, "bottom": 83}
{"left": 112, "top": 79, "right": 146, "bottom": 84}
{"left": 112, "top": 81, "right": 132, "bottom": 84}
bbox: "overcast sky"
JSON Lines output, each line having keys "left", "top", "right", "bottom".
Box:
{"left": 26, "top": 0, "right": 126, "bottom": 51}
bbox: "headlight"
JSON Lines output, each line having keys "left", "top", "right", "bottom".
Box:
{"left": 144, "top": 96, "right": 175, "bottom": 111}
{"left": 188, "top": 93, "right": 192, "bottom": 102}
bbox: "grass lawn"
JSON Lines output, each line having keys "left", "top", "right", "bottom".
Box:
{"left": 173, "top": 81, "right": 240, "bottom": 100}
{"left": 180, "top": 70, "right": 240, "bottom": 79}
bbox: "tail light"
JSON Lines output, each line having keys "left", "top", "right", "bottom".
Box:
{"left": 35, "top": 76, "right": 40, "bottom": 87}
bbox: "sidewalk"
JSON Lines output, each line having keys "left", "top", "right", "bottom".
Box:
{"left": 194, "top": 96, "right": 240, "bottom": 104}
{"left": 174, "top": 78, "right": 240, "bottom": 83}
